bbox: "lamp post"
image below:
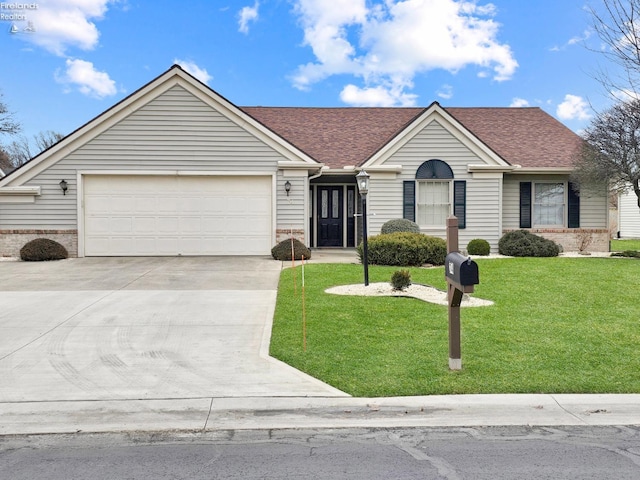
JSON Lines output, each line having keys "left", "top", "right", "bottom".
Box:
{"left": 356, "top": 170, "right": 370, "bottom": 286}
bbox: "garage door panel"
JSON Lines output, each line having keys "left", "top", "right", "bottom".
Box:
{"left": 84, "top": 175, "right": 273, "bottom": 256}
{"left": 135, "top": 197, "right": 159, "bottom": 213}
{"left": 109, "top": 217, "right": 133, "bottom": 234}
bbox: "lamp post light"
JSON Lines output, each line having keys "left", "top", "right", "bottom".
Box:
{"left": 356, "top": 169, "right": 370, "bottom": 286}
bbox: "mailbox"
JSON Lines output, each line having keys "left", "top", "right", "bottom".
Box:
{"left": 445, "top": 252, "right": 479, "bottom": 288}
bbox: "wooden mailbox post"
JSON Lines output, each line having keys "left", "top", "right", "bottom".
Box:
{"left": 445, "top": 216, "right": 479, "bottom": 371}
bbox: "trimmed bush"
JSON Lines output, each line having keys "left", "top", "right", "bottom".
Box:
{"left": 390, "top": 269, "right": 412, "bottom": 291}
{"left": 467, "top": 238, "right": 491, "bottom": 256}
{"left": 380, "top": 218, "right": 420, "bottom": 235}
{"left": 498, "top": 230, "right": 560, "bottom": 257}
{"left": 271, "top": 238, "right": 312, "bottom": 261}
{"left": 357, "top": 232, "right": 446, "bottom": 266}
{"left": 611, "top": 250, "right": 640, "bottom": 258}
{"left": 20, "top": 238, "right": 68, "bottom": 261}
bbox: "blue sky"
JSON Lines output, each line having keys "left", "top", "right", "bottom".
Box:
{"left": 0, "top": 0, "right": 618, "bottom": 143}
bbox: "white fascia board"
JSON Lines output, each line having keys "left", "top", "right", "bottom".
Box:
{"left": 358, "top": 165, "right": 403, "bottom": 173}
{"left": 509, "top": 167, "right": 574, "bottom": 175}
{"left": 0, "top": 185, "right": 41, "bottom": 203}
{"left": 0, "top": 186, "right": 41, "bottom": 195}
{"left": 468, "top": 164, "right": 519, "bottom": 173}
{"left": 362, "top": 103, "right": 510, "bottom": 169}
{"left": 277, "top": 161, "right": 324, "bottom": 171}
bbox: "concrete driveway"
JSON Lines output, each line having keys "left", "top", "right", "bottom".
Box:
{"left": 0, "top": 257, "right": 345, "bottom": 403}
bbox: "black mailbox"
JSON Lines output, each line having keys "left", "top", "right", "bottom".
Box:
{"left": 445, "top": 252, "right": 479, "bottom": 287}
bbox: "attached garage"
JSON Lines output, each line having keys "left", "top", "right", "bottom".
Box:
{"left": 83, "top": 175, "right": 273, "bottom": 256}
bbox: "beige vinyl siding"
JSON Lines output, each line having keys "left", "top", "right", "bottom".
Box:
{"left": 619, "top": 190, "right": 640, "bottom": 237}
{"left": 460, "top": 176, "right": 501, "bottom": 251}
{"left": 367, "top": 178, "right": 402, "bottom": 235}
{"left": 370, "top": 119, "right": 502, "bottom": 248}
{"left": 0, "top": 85, "right": 289, "bottom": 230}
{"left": 502, "top": 174, "right": 608, "bottom": 229}
{"left": 580, "top": 188, "right": 608, "bottom": 228}
{"left": 276, "top": 172, "right": 307, "bottom": 238}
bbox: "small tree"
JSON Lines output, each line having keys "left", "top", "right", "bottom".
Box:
{"left": 0, "top": 92, "right": 20, "bottom": 137}
{"left": 588, "top": 0, "right": 640, "bottom": 98}
{"left": 3, "top": 130, "right": 64, "bottom": 168}
{"left": 574, "top": 99, "right": 640, "bottom": 209}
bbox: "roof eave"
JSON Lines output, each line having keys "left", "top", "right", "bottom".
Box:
{"left": 509, "top": 167, "right": 574, "bottom": 174}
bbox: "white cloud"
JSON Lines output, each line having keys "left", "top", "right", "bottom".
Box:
{"left": 291, "top": 0, "right": 517, "bottom": 106}
{"left": 17, "top": 0, "right": 113, "bottom": 56}
{"left": 510, "top": 97, "right": 530, "bottom": 107}
{"left": 551, "top": 29, "right": 592, "bottom": 51}
{"left": 556, "top": 94, "right": 591, "bottom": 121}
{"left": 56, "top": 59, "right": 117, "bottom": 98}
{"left": 437, "top": 84, "right": 454, "bottom": 100}
{"left": 238, "top": 2, "right": 260, "bottom": 34}
{"left": 340, "top": 83, "right": 418, "bottom": 107}
{"left": 609, "top": 89, "right": 640, "bottom": 102}
{"left": 173, "top": 59, "right": 213, "bottom": 85}
{"left": 568, "top": 30, "right": 592, "bottom": 45}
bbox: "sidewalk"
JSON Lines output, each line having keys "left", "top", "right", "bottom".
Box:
{"left": 2, "top": 394, "right": 639, "bottom": 435}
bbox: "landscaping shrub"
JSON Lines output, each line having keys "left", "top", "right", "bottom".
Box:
{"left": 611, "top": 250, "right": 640, "bottom": 258}
{"left": 380, "top": 218, "right": 421, "bottom": 235}
{"left": 498, "top": 230, "right": 560, "bottom": 257}
{"left": 271, "top": 238, "right": 312, "bottom": 261}
{"left": 467, "top": 238, "right": 491, "bottom": 256}
{"left": 20, "top": 238, "right": 68, "bottom": 261}
{"left": 357, "top": 232, "right": 446, "bottom": 266}
{"left": 390, "top": 269, "right": 412, "bottom": 290}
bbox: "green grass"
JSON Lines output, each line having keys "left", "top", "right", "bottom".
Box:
{"left": 611, "top": 238, "right": 640, "bottom": 251}
{"left": 270, "top": 258, "right": 640, "bottom": 396}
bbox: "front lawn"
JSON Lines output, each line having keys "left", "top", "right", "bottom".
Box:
{"left": 270, "top": 258, "right": 640, "bottom": 396}
{"left": 611, "top": 238, "right": 640, "bottom": 251}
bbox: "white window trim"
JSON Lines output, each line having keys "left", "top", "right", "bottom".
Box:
{"left": 416, "top": 179, "right": 453, "bottom": 229}
{"left": 532, "top": 181, "right": 566, "bottom": 228}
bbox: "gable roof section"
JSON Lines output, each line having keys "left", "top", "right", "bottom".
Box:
{"left": 362, "top": 102, "right": 511, "bottom": 169}
{"left": 446, "top": 107, "right": 583, "bottom": 169}
{"left": 242, "top": 107, "right": 424, "bottom": 169}
{"left": 244, "top": 104, "right": 582, "bottom": 170}
{"left": 0, "top": 65, "right": 319, "bottom": 188}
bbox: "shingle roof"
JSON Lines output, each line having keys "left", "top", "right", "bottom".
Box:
{"left": 242, "top": 105, "right": 582, "bottom": 170}
{"left": 242, "top": 107, "right": 424, "bottom": 169}
{"left": 446, "top": 107, "right": 583, "bottom": 169}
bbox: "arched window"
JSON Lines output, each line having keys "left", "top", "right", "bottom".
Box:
{"left": 416, "top": 159, "right": 454, "bottom": 180}
{"left": 403, "top": 160, "right": 466, "bottom": 228}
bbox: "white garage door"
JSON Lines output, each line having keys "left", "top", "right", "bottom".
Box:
{"left": 84, "top": 175, "right": 272, "bottom": 256}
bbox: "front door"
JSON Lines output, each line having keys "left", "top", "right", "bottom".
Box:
{"left": 317, "top": 186, "right": 343, "bottom": 247}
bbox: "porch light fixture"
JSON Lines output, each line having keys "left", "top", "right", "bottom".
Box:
{"left": 356, "top": 170, "right": 369, "bottom": 196}
{"left": 284, "top": 180, "right": 292, "bottom": 197}
{"left": 59, "top": 179, "right": 68, "bottom": 195}
{"left": 356, "top": 170, "right": 370, "bottom": 286}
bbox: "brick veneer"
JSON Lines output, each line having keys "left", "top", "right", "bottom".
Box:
{"left": 0, "top": 230, "right": 78, "bottom": 258}
{"left": 502, "top": 229, "right": 610, "bottom": 253}
{"left": 275, "top": 229, "right": 306, "bottom": 246}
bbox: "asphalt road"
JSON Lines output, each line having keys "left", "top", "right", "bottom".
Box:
{"left": 2, "top": 426, "right": 640, "bottom": 479}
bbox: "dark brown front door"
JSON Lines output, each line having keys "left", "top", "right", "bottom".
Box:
{"left": 317, "top": 186, "right": 343, "bottom": 247}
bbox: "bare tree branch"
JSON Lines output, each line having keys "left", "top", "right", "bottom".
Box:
{"left": 0, "top": 92, "right": 21, "bottom": 137}
{"left": 3, "top": 130, "right": 64, "bottom": 169}
{"left": 574, "top": 99, "right": 640, "bottom": 208}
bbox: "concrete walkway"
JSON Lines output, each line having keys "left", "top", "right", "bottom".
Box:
{"left": 1, "top": 252, "right": 639, "bottom": 435}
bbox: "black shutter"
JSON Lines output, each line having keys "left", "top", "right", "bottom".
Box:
{"left": 520, "top": 182, "right": 532, "bottom": 228}
{"left": 453, "top": 180, "right": 466, "bottom": 229}
{"left": 568, "top": 182, "right": 580, "bottom": 228}
{"left": 403, "top": 181, "right": 415, "bottom": 222}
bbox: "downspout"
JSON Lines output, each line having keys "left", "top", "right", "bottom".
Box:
{"left": 307, "top": 167, "right": 324, "bottom": 248}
